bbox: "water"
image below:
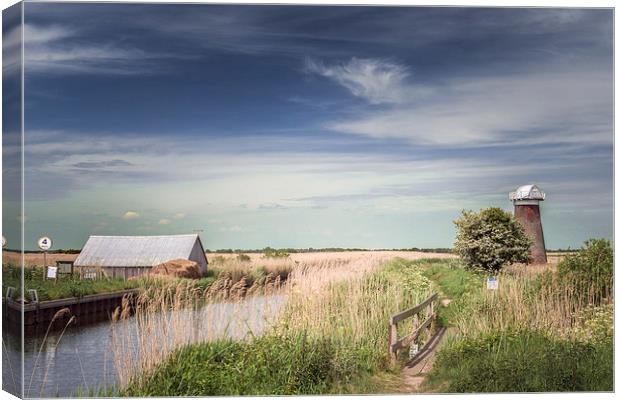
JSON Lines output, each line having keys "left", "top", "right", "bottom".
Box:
{"left": 2, "top": 295, "right": 287, "bottom": 398}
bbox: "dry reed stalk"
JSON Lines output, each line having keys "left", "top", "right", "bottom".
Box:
{"left": 279, "top": 256, "right": 432, "bottom": 352}
{"left": 27, "top": 307, "right": 73, "bottom": 395}
{"left": 1, "top": 337, "right": 17, "bottom": 394}
{"left": 39, "top": 315, "right": 76, "bottom": 397}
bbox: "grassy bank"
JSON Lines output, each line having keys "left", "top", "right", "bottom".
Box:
{"left": 121, "top": 258, "right": 434, "bottom": 396}
{"left": 426, "top": 329, "right": 612, "bottom": 392}
{"left": 2, "top": 264, "right": 140, "bottom": 302}
{"left": 420, "top": 241, "right": 613, "bottom": 393}
{"left": 1, "top": 256, "right": 289, "bottom": 302}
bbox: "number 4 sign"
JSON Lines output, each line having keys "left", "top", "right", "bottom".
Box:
{"left": 38, "top": 236, "right": 53, "bottom": 251}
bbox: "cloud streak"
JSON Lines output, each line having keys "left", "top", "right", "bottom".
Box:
{"left": 305, "top": 57, "right": 410, "bottom": 104}
{"left": 18, "top": 23, "right": 185, "bottom": 75}
{"left": 309, "top": 58, "right": 611, "bottom": 147}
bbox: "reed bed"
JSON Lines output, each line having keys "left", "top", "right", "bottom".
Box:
{"left": 114, "top": 254, "right": 437, "bottom": 395}
{"left": 451, "top": 269, "right": 613, "bottom": 339}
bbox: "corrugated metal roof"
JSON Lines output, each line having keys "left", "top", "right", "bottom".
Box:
{"left": 74, "top": 234, "right": 205, "bottom": 267}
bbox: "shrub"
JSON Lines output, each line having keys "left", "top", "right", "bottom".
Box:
{"left": 454, "top": 207, "right": 532, "bottom": 273}
{"left": 557, "top": 239, "right": 613, "bottom": 304}
{"left": 237, "top": 254, "right": 251, "bottom": 262}
{"left": 565, "top": 304, "right": 613, "bottom": 344}
{"left": 263, "top": 247, "right": 290, "bottom": 259}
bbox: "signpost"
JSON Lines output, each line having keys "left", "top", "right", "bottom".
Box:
{"left": 486, "top": 276, "right": 498, "bottom": 290}
{"left": 46, "top": 266, "right": 58, "bottom": 280}
{"left": 37, "top": 236, "right": 53, "bottom": 281}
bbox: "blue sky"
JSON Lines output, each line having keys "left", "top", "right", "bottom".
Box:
{"left": 2, "top": 4, "right": 613, "bottom": 250}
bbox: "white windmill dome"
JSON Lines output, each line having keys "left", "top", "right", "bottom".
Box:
{"left": 509, "top": 184, "right": 545, "bottom": 201}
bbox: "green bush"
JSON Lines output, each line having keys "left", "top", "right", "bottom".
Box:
{"left": 454, "top": 207, "right": 532, "bottom": 273}
{"left": 557, "top": 239, "right": 613, "bottom": 304}
{"left": 263, "top": 247, "right": 290, "bottom": 259}
{"left": 427, "top": 329, "right": 612, "bottom": 392}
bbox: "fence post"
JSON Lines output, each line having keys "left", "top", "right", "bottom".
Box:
{"left": 389, "top": 322, "right": 398, "bottom": 364}
{"left": 430, "top": 297, "right": 437, "bottom": 333}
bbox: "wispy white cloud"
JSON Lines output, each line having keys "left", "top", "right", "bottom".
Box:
{"left": 308, "top": 57, "right": 611, "bottom": 147}
{"left": 20, "top": 24, "right": 180, "bottom": 75}
{"left": 305, "top": 57, "right": 410, "bottom": 104}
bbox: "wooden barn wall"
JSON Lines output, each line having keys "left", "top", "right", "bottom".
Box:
{"left": 189, "top": 241, "right": 208, "bottom": 275}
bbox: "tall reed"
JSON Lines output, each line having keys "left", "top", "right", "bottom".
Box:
{"left": 450, "top": 267, "right": 613, "bottom": 340}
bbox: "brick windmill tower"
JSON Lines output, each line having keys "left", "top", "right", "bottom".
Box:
{"left": 509, "top": 184, "right": 547, "bottom": 264}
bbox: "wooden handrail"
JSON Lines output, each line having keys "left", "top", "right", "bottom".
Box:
{"left": 388, "top": 292, "right": 438, "bottom": 364}
{"left": 390, "top": 312, "right": 435, "bottom": 352}
{"left": 390, "top": 293, "right": 438, "bottom": 325}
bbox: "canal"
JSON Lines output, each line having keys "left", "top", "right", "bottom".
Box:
{"left": 2, "top": 295, "right": 287, "bottom": 397}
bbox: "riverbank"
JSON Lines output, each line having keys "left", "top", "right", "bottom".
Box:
{"left": 121, "top": 258, "right": 436, "bottom": 396}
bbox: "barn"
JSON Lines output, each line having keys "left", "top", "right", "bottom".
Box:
{"left": 74, "top": 234, "right": 208, "bottom": 279}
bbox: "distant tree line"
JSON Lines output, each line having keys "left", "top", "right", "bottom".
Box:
{"left": 6, "top": 249, "right": 82, "bottom": 254}
{"left": 204, "top": 247, "right": 454, "bottom": 254}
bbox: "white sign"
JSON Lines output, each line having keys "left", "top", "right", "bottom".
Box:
{"left": 487, "top": 276, "right": 499, "bottom": 290}
{"left": 37, "top": 236, "right": 53, "bottom": 251}
{"left": 2, "top": 236, "right": 6, "bottom": 248}
{"left": 46, "top": 266, "right": 58, "bottom": 279}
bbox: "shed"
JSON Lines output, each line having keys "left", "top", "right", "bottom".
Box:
{"left": 74, "top": 234, "right": 208, "bottom": 279}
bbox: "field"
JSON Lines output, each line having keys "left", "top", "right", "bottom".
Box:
{"left": 2, "top": 250, "right": 455, "bottom": 302}
{"left": 4, "top": 247, "right": 612, "bottom": 396}
{"left": 2, "top": 251, "right": 79, "bottom": 267}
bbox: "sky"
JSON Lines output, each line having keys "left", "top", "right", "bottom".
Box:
{"left": 2, "top": 3, "right": 614, "bottom": 250}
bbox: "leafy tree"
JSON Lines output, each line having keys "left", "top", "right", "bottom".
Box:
{"left": 454, "top": 207, "right": 532, "bottom": 273}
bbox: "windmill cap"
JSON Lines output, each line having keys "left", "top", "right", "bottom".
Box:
{"left": 509, "top": 184, "right": 546, "bottom": 201}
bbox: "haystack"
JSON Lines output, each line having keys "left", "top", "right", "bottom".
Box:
{"left": 150, "top": 259, "right": 202, "bottom": 279}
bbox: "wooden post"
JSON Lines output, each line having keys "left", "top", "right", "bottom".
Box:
{"left": 430, "top": 298, "right": 437, "bottom": 333}
{"left": 389, "top": 322, "right": 398, "bottom": 364}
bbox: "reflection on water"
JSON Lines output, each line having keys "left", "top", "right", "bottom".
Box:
{"left": 2, "top": 295, "right": 287, "bottom": 398}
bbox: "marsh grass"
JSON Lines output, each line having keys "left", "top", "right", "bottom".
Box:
{"left": 120, "top": 257, "right": 434, "bottom": 395}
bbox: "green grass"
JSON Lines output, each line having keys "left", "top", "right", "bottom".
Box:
{"left": 425, "top": 329, "right": 612, "bottom": 392}
{"left": 124, "top": 334, "right": 336, "bottom": 396}
{"left": 2, "top": 263, "right": 140, "bottom": 301}
{"left": 417, "top": 258, "right": 613, "bottom": 393}
{"left": 420, "top": 260, "right": 483, "bottom": 326}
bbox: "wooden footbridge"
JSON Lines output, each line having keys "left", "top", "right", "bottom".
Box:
{"left": 388, "top": 292, "right": 452, "bottom": 392}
